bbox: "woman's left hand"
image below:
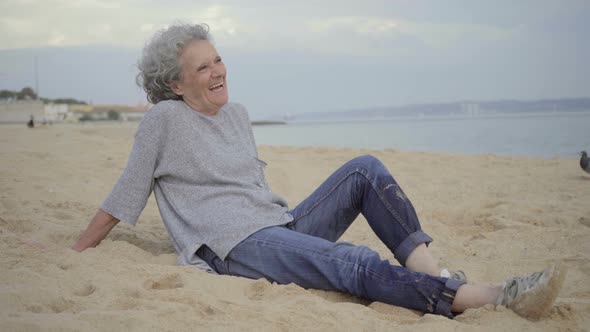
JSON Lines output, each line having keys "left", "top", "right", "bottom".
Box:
{"left": 20, "top": 240, "right": 49, "bottom": 250}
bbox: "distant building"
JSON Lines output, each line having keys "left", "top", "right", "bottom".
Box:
{"left": 68, "top": 104, "right": 150, "bottom": 122}
{"left": 0, "top": 100, "right": 45, "bottom": 123}
{"left": 0, "top": 100, "right": 150, "bottom": 124}
{"left": 44, "top": 104, "right": 69, "bottom": 123}
{"left": 461, "top": 103, "right": 482, "bottom": 116}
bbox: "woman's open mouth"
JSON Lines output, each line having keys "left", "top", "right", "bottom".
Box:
{"left": 209, "top": 81, "right": 224, "bottom": 92}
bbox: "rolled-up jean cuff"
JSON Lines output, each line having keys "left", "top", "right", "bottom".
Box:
{"left": 393, "top": 230, "right": 433, "bottom": 266}
{"left": 435, "top": 278, "right": 466, "bottom": 318}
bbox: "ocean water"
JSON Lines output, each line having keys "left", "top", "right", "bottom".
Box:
{"left": 252, "top": 112, "right": 590, "bottom": 158}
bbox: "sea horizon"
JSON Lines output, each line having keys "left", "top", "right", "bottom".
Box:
{"left": 253, "top": 110, "right": 590, "bottom": 158}
{"left": 3, "top": 109, "right": 588, "bottom": 159}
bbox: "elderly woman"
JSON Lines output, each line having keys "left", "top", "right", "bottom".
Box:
{"left": 73, "top": 23, "right": 565, "bottom": 320}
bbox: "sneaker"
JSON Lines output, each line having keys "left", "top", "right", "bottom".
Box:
{"left": 496, "top": 263, "right": 567, "bottom": 320}
{"left": 440, "top": 268, "right": 468, "bottom": 283}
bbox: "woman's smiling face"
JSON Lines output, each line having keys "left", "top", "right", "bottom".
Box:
{"left": 171, "top": 40, "right": 228, "bottom": 115}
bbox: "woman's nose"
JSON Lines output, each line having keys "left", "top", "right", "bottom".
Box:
{"left": 212, "top": 63, "right": 225, "bottom": 77}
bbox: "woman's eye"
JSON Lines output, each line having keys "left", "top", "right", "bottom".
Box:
{"left": 215, "top": 57, "right": 222, "bottom": 63}
{"left": 198, "top": 65, "right": 208, "bottom": 72}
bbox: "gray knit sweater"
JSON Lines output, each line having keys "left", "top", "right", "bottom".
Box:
{"left": 101, "top": 100, "right": 293, "bottom": 267}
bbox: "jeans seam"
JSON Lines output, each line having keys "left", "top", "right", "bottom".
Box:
{"left": 358, "top": 167, "right": 414, "bottom": 235}
{"left": 291, "top": 169, "right": 358, "bottom": 222}
{"left": 292, "top": 167, "right": 413, "bottom": 235}
{"left": 243, "top": 236, "right": 393, "bottom": 284}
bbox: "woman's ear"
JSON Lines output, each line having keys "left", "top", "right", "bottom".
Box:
{"left": 168, "top": 81, "right": 183, "bottom": 95}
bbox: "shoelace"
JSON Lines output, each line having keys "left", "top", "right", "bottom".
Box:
{"left": 440, "top": 269, "right": 468, "bottom": 282}
{"left": 503, "top": 271, "right": 545, "bottom": 304}
{"left": 451, "top": 270, "right": 467, "bottom": 282}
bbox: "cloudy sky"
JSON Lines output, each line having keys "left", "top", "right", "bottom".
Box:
{"left": 0, "top": 0, "right": 588, "bottom": 119}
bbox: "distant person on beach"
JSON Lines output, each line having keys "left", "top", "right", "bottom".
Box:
{"left": 72, "top": 23, "right": 565, "bottom": 320}
{"left": 27, "top": 115, "right": 34, "bottom": 128}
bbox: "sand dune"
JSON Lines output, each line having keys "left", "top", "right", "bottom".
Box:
{"left": 1, "top": 123, "right": 588, "bottom": 331}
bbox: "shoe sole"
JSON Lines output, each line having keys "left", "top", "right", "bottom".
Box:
{"left": 508, "top": 262, "right": 567, "bottom": 321}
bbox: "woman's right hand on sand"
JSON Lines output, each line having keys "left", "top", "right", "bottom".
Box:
{"left": 72, "top": 209, "right": 120, "bottom": 252}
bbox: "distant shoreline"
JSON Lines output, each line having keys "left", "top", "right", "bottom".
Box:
{"left": 2, "top": 110, "right": 589, "bottom": 127}
{"left": 287, "top": 109, "right": 590, "bottom": 125}
{"left": 251, "top": 120, "right": 287, "bottom": 126}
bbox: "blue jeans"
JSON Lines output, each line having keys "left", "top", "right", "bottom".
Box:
{"left": 197, "top": 155, "right": 464, "bottom": 317}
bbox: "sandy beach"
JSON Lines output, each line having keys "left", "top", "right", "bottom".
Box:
{"left": 0, "top": 123, "right": 589, "bottom": 331}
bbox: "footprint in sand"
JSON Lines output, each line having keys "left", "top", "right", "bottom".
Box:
{"left": 244, "top": 279, "right": 270, "bottom": 300}
{"left": 244, "top": 280, "right": 303, "bottom": 301}
{"left": 472, "top": 213, "right": 509, "bottom": 233}
{"left": 482, "top": 200, "right": 508, "bottom": 209}
{"left": 73, "top": 283, "right": 96, "bottom": 297}
{"left": 26, "top": 304, "right": 43, "bottom": 313}
{"left": 143, "top": 273, "right": 184, "bottom": 290}
{"left": 0, "top": 216, "right": 33, "bottom": 233}
{"left": 579, "top": 217, "right": 590, "bottom": 228}
{"left": 57, "top": 262, "right": 72, "bottom": 270}
{"left": 52, "top": 211, "right": 75, "bottom": 220}
{"left": 26, "top": 297, "right": 75, "bottom": 313}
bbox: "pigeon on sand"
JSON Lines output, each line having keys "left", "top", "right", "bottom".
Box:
{"left": 580, "top": 151, "right": 590, "bottom": 175}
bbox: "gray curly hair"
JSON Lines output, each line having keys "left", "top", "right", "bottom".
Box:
{"left": 136, "top": 23, "right": 211, "bottom": 104}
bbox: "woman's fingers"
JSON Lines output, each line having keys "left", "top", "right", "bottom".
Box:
{"left": 20, "top": 240, "right": 48, "bottom": 250}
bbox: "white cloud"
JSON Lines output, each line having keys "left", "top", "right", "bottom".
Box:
{"left": 1, "top": 0, "right": 588, "bottom": 110}
{"left": 189, "top": 6, "right": 241, "bottom": 42}
{"left": 0, "top": 17, "right": 35, "bottom": 33}
{"left": 88, "top": 23, "right": 113, "bottom": 38}
{"left": 305, "top": 15, "right": 512, "bottom": 52}
{"left": 139, "top": 24, "right": 154, "bottom": 32}
{"left": 0, "top": 2, "right": 402, "bottom": 53}
{"left": 308, "top": 16, "right": 399, "bottom": 35}
{"left": 401, "top": 21, "right": 513, "bottom": 49}
{"left": 61, "top": 0, "right": 121, "bottom": 9}
{"left": 0, "top": 0, "right": 571, "bottom": 56}
{"left": 47, "top": 31, "right": 66, "bottom": 46}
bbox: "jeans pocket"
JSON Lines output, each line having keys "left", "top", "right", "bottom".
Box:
{"left": 218, "top": 257, "right": 232, "bottom": 275}
{"left": 197, "top": 245, "right": 230, "bottom": 275}
{"left": 284, "top": 220, "right": 296, "bottom": 230}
